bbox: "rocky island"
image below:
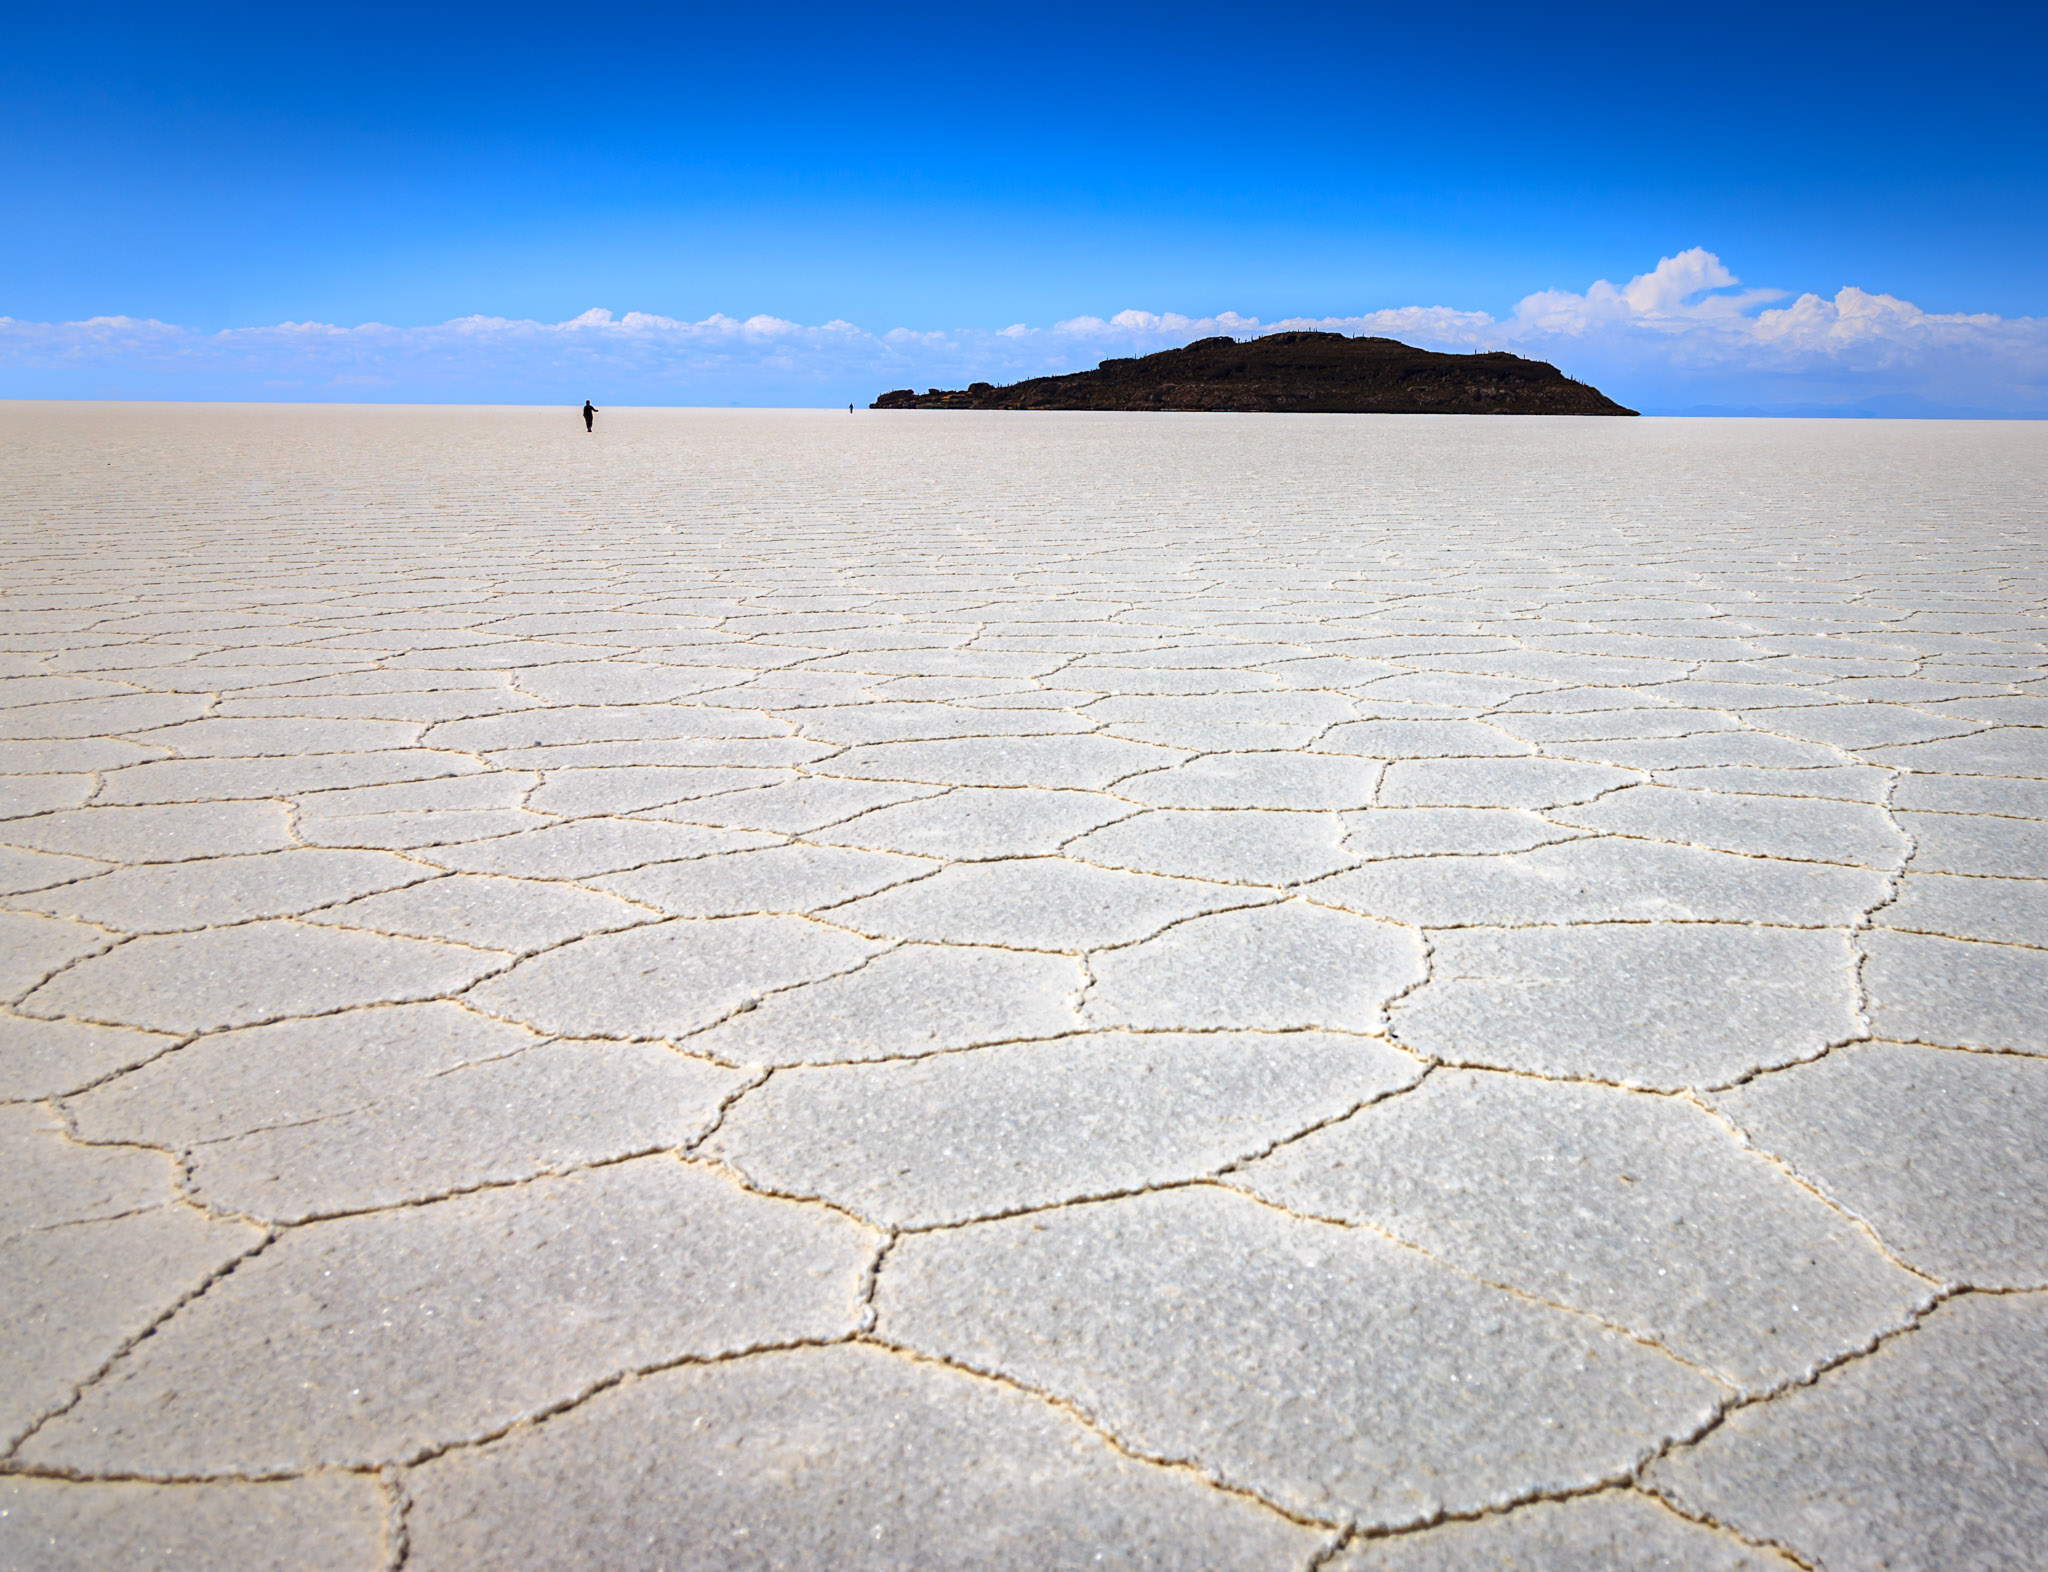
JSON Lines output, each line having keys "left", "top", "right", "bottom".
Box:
{"left": 873, "top": 330, "right": 1635, "bottom": 414}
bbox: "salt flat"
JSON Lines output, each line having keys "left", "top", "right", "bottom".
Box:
{"left": 2, "top": 402, "right": 2045, "bottom": 1569}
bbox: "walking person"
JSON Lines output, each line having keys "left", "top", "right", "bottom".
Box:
{"left": 582, "top": 399, "right": 598, "bottom": 433}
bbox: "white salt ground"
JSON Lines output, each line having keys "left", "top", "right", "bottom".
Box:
{"left": 1, "top": 404, "right": 2044, "bottom": 1568}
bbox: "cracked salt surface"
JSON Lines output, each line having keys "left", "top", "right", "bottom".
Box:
{"left": 0, "top": 404, "right": 2043, "bottom": 1568}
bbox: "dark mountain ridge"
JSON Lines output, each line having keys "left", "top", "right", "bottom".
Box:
{"left": 873, "top": 331, "right": 1635, "bottom": 415}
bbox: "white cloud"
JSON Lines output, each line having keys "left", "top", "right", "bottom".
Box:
{"left": 1050, "top": 309, "right": 1262, "bottom": 340}
{"left": 1233, "top": 250, "right": 2048, "bottom": 412}
{"left": 1487, "top": 249, "right": 2033, "bottom": 376}
{"left": 4, "top": 251, "right": 2043, "bottom": 414}
{"left": 1514, "top": 246, "right": 1782, "bottom": 327}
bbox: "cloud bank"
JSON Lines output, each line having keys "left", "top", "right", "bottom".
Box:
{"left": 5, "top": 251, "right": 2044, "bottom": 415}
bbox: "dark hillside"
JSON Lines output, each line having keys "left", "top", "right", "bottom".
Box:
{"left": 874, "top": 331, "right": 1635, "bottom": 415}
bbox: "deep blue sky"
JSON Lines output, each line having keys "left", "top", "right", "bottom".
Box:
{"left": 6, "top": 0, "right": 2044, "bottom": 333}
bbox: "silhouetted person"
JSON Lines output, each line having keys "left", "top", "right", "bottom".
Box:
{"left": 582, "top": 400, "right": 598, "bottom": 432}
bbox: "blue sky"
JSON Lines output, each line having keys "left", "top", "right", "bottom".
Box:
{"left": 4, "top": 0, "right": 2044, "bottom": 412}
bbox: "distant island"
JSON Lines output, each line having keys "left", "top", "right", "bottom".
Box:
{"left": 873, "top": 331, "right": 1636, "bottom": 415}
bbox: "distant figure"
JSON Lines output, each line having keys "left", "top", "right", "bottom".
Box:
{"left": 848, "top": 403, "right": 853, "bottom": 413}
{"left": 582, "top": 400, "right": 598, "bottom": 432}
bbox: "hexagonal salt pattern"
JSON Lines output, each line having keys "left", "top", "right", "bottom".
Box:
{"left": 0, "top": 404, "right": 2041, "bottom": 1566}
{"left": 878, "top": 1187, "right": 1726, "bottom": 1528}
{"left": 405, "top": 1344, "right": 1319, "bottom": 1570}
